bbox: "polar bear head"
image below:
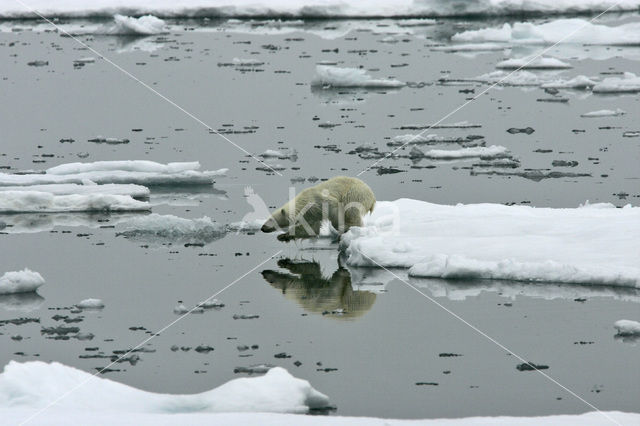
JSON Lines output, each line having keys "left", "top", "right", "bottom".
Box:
{"left": 261, "top": 199, "right": 295, "bottom": 233}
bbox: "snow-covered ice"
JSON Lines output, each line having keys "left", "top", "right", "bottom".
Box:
{"left": 117, "top": 213, "right": 227, "bottom": 245}
{"left": 76, "top": 298, "right": 105, "bottom": 309}
{"left": 0, "top": 269, "right": 44, "bottom": 295}
{"left": 110, "top": 14, "right": 166, "bottom": 35}
{"left": 0, "top": 191, "right": 150, "bottom": 213}
{"left": 0, "top": 361, "right": 330, "bottom": 416}
{"left": 592, "top": 72, "right": 640, "bottom": 93}
{"left": 0, "top": 161, "right": 227, "bottom": 186}
{"left": 311, "top": 66, "right": 404, "bottom": 88}
{"left": 416, "top": 145, "right": 509, "bottom": 160}
{"left": 0, "top": 183, "right": 150, "bottom": 198}
{"left": 453, "top": 19, "right": 640, "bottom": 45}
{"left": 496, "top": 57, "right": 572, "bottom": 70}
{"left": 2, "top": 1, "right": 640, "bottom": 18}
{"left": 540, "top": 75, "right": 597, "bottom": 89}
{"left": 581, "top": 108, "right": 626, "bottom": 118}
{"left": 613, "top": 320, "right": 640, "bottom": 336}
{"left": 342, "top": 199, "right": 640, "bottom": 287}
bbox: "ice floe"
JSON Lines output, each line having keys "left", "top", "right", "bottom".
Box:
{"left": 0, "top": 161, "right": 227, "bottom": 186}
{"left": 342, "top": 199, "right": 640, "bottom": 287}
{"left": 592, "top": 72, "right": 640, "bottom": 93}
{"left": 110, "top": 14, "right": 166, "bottom": 35}
{"left": 0, "top": 361, "right": 330, "bottom": 415}
{"left": 76, "top": 298, "right": 105, "bottom": 309}
{"left": 453, "top": 18, "right": 640, "bottom": 45}
{"left": 0, "top": 269, "right": 44, "bottom": 295}
{"left": 614, "top": 320, "right": 640, "bottom": 336}
{"left": 540, "top": 75, "right": 597, "bottom": 89}
{"left": 581, "top": 108, "right": 626, "bottom": 118}
{"left": 311, "top": 65, "right": 404, "bottom": 88}
{"left": 2, "top": 1, "right": 639, "bottom": 18}
{"left": 116, "top": 214, "right": 226, "bottom": 245}
{"left": 413, "top": 145, "right": 509, "bottom": 160}
{"left": 0, "top": 192, "right": 149, "bottom": 213}
{"left": 496, "top": 56, "right": 572, "bottom": 70}
{"left": 0, "top": 183, "right": 149, "bottom": 198}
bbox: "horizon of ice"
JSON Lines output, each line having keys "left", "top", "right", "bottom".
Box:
{"left": 592, "top": 72, "right": 640, "bottom": 93}
{"left": 342, "top": 199, "right": 640, "bottom": 287}
{"left": 453, "top": 18, "right": 640, "bottom": 45}
{"left": 0, "top": 161, "right": 227, "bottom": 186}
{"left": 581, "top": 108, "right": 626, "bottom": 118}
{"left": 0, "top": 191, "right": 150, "bottom": 213}
{"left": 0, "top": 361, "right": 330, "bottom": 415}
{"left": 0, "top": 269, "right": 45, "bottom": 295}
{"left": 496, "top": 56, "right": 572, "bottom": 70}
{"left": 2, "top": 1, "right": 640, "bottom": 18}
{"left": 0, "top": 183, "right": 150, "bottom": 199}
{"left": 613, "top": 320, "right": 640, "bottom": 336}
{"left": 311, "top": 65, "right": 405, "bottom": 88}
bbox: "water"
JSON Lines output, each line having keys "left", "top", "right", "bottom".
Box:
{"left": 0, "top": 16, "right": 639, "bottom": 419}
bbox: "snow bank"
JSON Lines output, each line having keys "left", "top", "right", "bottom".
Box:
{"left": 496, "top": 56, "right": 571, "bottom": 70}
{"left": 0, "top": 183, "right": 150, "bottom": 198}
{"left": 110, "top": 14, "right": 166, "bottom": 35}
{"left": 0, "top": 161, "right": 227, "bottom": 186}
{"left": 0, "top": 269, "right": 44, "bottom": 295}
{"left": 592, "top": 72, "right": 640, "bottom": 93}
{"left": 453, "top": 19, "right": 640, "bottom": 45}
{"left": 0, "top": 361, "right": 330, "bottom": 415}
{"left": 2, "top": 1, "right": 640, "bottom": 18}
{"left": 342, "top": 199, "right": 640, "bottom": 287}
{"left": 614, "top": 320, "right": 640, "bottom": 336}
{"left": 0, "top": 191, "right": 149, "bottom": 213}
{"left": 117, "top": 213, "right": 226, "bottom": 244}
{"left": 311, "top": 66, "right": 404, "bottom": 88}
{"left": 581, "top": 108, "right": 626, "bottom": 118}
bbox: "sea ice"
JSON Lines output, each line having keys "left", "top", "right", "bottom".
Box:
{"left": 117, "top": 214, "right": 227, "bottom": 245}
{"left": 580, "top": 108, "right": 626, "bottom": 118}
{"left": 110, "top": 14, "right": 166, "bottom": 35}
{"left": 0, "top": 269, "right": 44, "bottom": 295}
{"left": 592, "top": 72, "right": 640, "bottom": 93}
{"left": 0, "top": 191, "right": 150, "bottom": 213}
{"left": 76, "top": 298, "right": 105, "bottom": 309}
{"left": 613, "top": 320, "right": 640, "bottom": 336}
{"left": 496, "top": 56, "right": 572, "bottom": 69}
{"left": 416, "top": 145, "right": 509, "bottom": 160}
{"left": 0, "top": 183, "right": 150, "bottom": 198}
{"left": 342, "top": 199, "right": 640, "bottom": 287}
{"left": 311, "top": 65, "right": 404, "bottom": 88}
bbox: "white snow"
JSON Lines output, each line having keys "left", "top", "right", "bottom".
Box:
{"left": 0, "top": 161, "right": 227, "bottom": 186}
{"left": 0, "top": 361, "right": 330, "bottom": 415}
{"left": 0, "top": 183, "right": 150, "bottom": 198}
{"left": 581, "top": 108, "right": 626, "bottom": 118}
{"left": 453, "top": 19, "right": 640, "bottom": 45}
{"left": 232, "top": 57, "right": 265, "bottom": 66}
{"left": 468, "top": 70, "right": 545, "bottom": 86}
{"left": 540, "top": 75, "right": 597, "bottom": 89}
{"left": 421, "top": 145, "right": 508, "bottom": 160}
{"left": 76, "top": 298, "right": 105, "bottom": 309}
{"left": 110, "top": 14, "right": 166, "bottom": 35}
{"left": 311, "top": 66, "right": 404, "bottom": 88}
{"left": 2, "top": 1, "right": 640, "bottom": 18}
{"left": 0, "top": 191, "right": 150, "bottom": 213}
{"left": 392, "top": 134, "right": 443, "bottom": 144}
{"left": 613, "top": 319, "right": 640, "bottom": 336}
{"left": 496, "top": 56, "right": 572, "bottom": 70}
{"left": 0, "top": 269, "right": 44, "bottom": 295}
{"left": 261, "top": 149, "right": 285, "bottom": 158}
{"left": 342, "top": 199, "right": 640, "bottom": 287}
{"left": 592, "top": 72, "right": 640, "bottom": 93}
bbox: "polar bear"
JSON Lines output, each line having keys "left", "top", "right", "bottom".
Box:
{"left": 261, "top": 176, "right": 375, "bottom": 241}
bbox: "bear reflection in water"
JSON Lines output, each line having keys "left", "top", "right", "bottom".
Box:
{"left": 261, "top": 258, "right": 376, "bottom": 319}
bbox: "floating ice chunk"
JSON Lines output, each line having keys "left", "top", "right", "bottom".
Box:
{"left": 593, "top": 72, "right": 640, "bottom": 93}
{"left": 0, "top": 361, "right": 331, "bottom": 414}
{"left": 73, "top": 57, "right": 95, "bottom": 64}
{"left": 453, "top": 19, "right": 640, "bottom": 45}
{"left": 0, "top": 183, "right": 149, "bottom": 198}
{"left": 232, "top": 57, "right": 264, "bottom": 66}
{"left": 581, "top": 108, "right": 626, "bottom": 118}
{"left": 261, "top": 149, "right": 285, "bottom": 158}
{"left": 496, "top": 56, "right": 571, "bottom": 70}
{"left": 614, "top": 320, "right": 640, "bottom": 336}
{"left": 468, "top": 70, "right": 544, "bottom": 86}
{"left": 0, "top": 161, "right": 227, "bottom": 186}
{"left": 76, "top": 298, "right": 105, "bottom": 309}
{"left": 432, "top": 42, "right": 508, "bottom": 52}
{"left": 540, "top": 75, "right": 597, "bottom": 89}
{"left": 173, "top": 302, "right": 188, "bottom": 315}
{"left": 110, "top": 14, "right": 166, "bottom": 35}
{"left": 311, "top": 65, "right": 404, "bottom": 88}
{"left": 0, "top": 191, "right": 150, "bottom": 213}
{"left": 342, "top": 199, "right": 640, "bottom": 287}
{"left": 228, "top": 218, "right": 267, "bottom": 232}
{"left": 117, "top": 213, "right": 226, "bottom": 245}
{"left": 417, "top": 145, "right": 508, "bottom": 160}
{"left": 0, "top": 269, "right": 44, "bottom": 295}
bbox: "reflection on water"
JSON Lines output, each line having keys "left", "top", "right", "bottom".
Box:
{"left": 0, "top": 292, "right": 44, "bottom": 312}
{"left": 262, "top": 258, "right": 376, "bottom": 320}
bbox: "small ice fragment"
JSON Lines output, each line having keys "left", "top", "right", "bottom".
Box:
{"left": 76, "top": 298, "right": 104, "bottom": 309}
{"left": 614, "top": 320, "right": 640, "bottom": 336}
{"left": 0, "top": 269, "right": 45, "bottom": 295}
